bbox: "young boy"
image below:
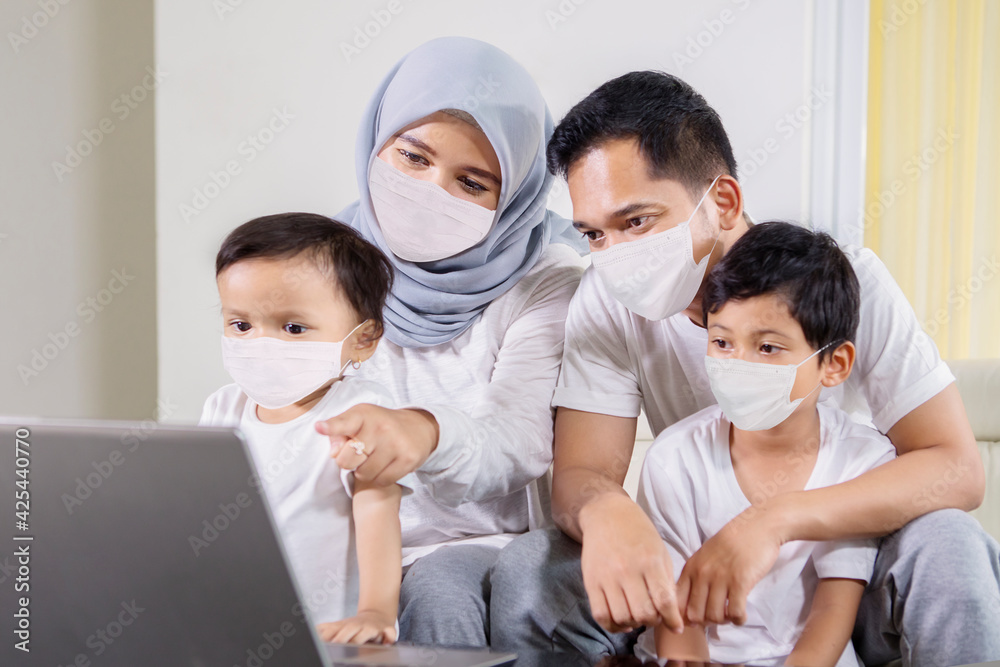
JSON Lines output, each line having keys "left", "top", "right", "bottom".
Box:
{"left": 199, "top": 212, "right": 407, "bottom": 644}
{"left": 637, "top": 222, "right": 896, "bottom": 666}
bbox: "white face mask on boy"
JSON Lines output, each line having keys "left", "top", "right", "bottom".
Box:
{"left": 368, "top": 157, "right": 497, "bottom": 263}
{"left": 704, "top": 343, "right": 832, "bottom": 431}
{"left": 590, "top": 175, "right": 721, "bottom": 321}
{"left": 221, "top": 321, "right": 368, "bottom": 410}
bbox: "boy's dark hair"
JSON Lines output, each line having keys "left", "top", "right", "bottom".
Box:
{"left": 702, "top": 221, "right": 860, "bottom": 361}
{"left": 216, "top": 213, "right": 394, "bottom": 337}
{"left": 546, "top": 71, "right": 738, "bottom": 196}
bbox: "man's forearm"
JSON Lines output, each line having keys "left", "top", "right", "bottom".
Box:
{"left": 770, "top": 443, "right": 983, "bottom": 544}
{"left": 551, "top": 466, "right": 635, "bottom": 541}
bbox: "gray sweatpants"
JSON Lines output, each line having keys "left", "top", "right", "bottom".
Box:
{"left": 398, "top": 544, "right": 500, "bottom": 646}
{"left": 489, "top": 510, "right": 1000, "bottom": 667}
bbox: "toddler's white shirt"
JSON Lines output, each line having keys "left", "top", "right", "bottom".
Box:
{"left": 199, "top": 377, "right": 403, "bottom": 624}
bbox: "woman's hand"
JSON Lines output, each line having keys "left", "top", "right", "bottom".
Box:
{"left": 316, "top": 610, "right": 397, "bottom": 645}
{"left": 316, "top": 405, "right": 440, "bottom": 485}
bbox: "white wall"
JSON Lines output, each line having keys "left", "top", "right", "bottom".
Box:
{"left": 0, "top": 0, "right": 158, "bottom": 420}
{"left": 154, "top": 0, "right": 836, "bottom": 423}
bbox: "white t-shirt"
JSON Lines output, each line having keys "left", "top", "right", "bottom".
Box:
{"left": 199, "top": 377, "right": 403, "bottom": 624}
{"left": 350, "top": 244, "right": 585, "bottom": 561}
{"left": 635, "top": 404, "right": 896, "bottom": 666}
{"left": 553, "top": 245, "right": 955, "bottom": 437}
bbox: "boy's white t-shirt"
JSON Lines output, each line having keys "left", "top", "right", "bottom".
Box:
{"left": 199, "top": 377, "right": 403, "bottom": 624}
{"left": 635, "top": 404, "right": 896, "bottom": 666}
{"left": 553, "top": 245, "right": 955, "bottom": 436}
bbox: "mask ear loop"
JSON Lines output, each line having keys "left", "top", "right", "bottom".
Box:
{"left": 791, "top": 340, "right": 841, "bottom": 401}
{"left": 693, "top": 175, "right": 724, "bottom": 264}
{"left": 338, "top": 319, "right": 371, "bottom": 376}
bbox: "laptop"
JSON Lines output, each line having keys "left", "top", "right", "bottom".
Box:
{"left": 0, "top": 418, "right": 516, "bottom": 667}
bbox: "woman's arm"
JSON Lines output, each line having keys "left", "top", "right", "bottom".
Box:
{"left": 320, "top": 253, "right": 583, "bottom": 504}
{"left": 316, "top": 479, "right": 402, "bottom": 644}
{"left": 785, "top": 577, "right": 865, "bottom": 667}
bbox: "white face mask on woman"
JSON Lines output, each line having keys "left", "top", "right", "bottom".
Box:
{"left": 368, "top": 157, "right": 497, "bottom": 263}
{"left": 704, "top": 343, "right": 832, "bottom": 431}
{"left": 221, "top": 321, "right": 368, "bottom": 410}
{"left": 590, "top": 175, "right": 721, "bottom": 321}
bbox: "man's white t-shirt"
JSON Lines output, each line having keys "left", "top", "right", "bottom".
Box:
{"left": 553, "top": 245, "right": 954, "bottom": 437}
{"left": 635, "top": 404, "right": 896, "bottom": 666}
{"left": 351, "top": 244, "right": 584, "bottom": 562}
{"left": 199, "top": 377, "right": 403, "bottom": 624}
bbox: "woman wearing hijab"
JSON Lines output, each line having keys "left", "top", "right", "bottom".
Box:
{"left": 317, "top": 37, "right": 585, "bottom": 646}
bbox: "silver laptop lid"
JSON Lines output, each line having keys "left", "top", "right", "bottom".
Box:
{"left": 0, "top": 417, "right": 330, "bottom": 666}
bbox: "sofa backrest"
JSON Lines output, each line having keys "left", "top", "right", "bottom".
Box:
{"left": 949, "top": 359, "right": 1000, "bottom": 542}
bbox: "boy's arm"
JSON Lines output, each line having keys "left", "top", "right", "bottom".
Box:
{"left": 654, "top": 622, "right": 710, "bottom": 662}
{"left": 317, "top": 478, "right": 402, "bottom": 644}
{"left": 785, "top": 577, "right": 865, "bottom": 667}
{"left": 679, "top": 385, "right": 982, "bottom": 626}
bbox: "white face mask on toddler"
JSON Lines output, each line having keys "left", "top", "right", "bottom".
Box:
{"left": 704, "top": 343, "right": 832, "bottom": 431}
{"left": 221, "top": 321, "right": 368, "bottom": 410}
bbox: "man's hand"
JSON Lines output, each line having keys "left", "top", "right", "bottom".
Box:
{"left": 579, "top": 494, "right": 685, "bottom": 634}
{"left": 316, "top": 610, "right": 397, "bottom": 645}
{"left": 316, "top": 404, "right": 440, "bottom": 486}
{"left": 676, "top": 502, "right": 785, "bottom": 626}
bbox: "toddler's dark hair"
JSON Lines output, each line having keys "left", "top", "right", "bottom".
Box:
{"left": 216, "top": 213, "right": 393, "bottom": 337}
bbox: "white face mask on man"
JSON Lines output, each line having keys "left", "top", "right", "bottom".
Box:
{"left": 368, "top": 157, "right": 497, "bottom": 263}
{"left": 221, "top": 321, "right": 368, "bottom": 410}
{"left": 590, "top": 175, "right": 721, "bottom": 321}
{"left": 704, "top": 343, "right": 833, "bottom": 431}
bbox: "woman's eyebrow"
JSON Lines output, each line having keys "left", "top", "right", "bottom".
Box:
{"left": 396, "top": 133, "right": 437, "bottom": 156}
{"left": 461, "top": 165, "right": 502, "bottom": 187}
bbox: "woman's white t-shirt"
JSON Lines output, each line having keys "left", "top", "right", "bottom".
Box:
{"left": 635, "top": 404, "right": 896, "bottom": 666}
{"left": 351, "top": 243, "right": 585, "bottom": 562}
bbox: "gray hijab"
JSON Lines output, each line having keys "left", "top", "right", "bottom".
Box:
{"left": 337, "top": 36, "right": 582, "bottom": 348}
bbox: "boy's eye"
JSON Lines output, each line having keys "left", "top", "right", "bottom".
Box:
{"left": 284, "top": 323, "right": 307, "bottom": 335}
{"left": 231, "top": 321, "right": 252, "bottom": 333}
{"left": 760, "top": 343, "right": 776, "bottom": 354}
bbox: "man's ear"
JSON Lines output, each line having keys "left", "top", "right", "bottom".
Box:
{"left": 348, "top": 320, "right": 382, "bottom": 364}
{"left": 714, "top": 175, "right": 744, "bottom": 232}
{"left": 820, "top": 341, "right": 856, "bottom": 388}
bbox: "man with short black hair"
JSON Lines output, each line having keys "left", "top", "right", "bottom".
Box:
{"left": 491, "top": 71, "right": 1000, "bottom": 667}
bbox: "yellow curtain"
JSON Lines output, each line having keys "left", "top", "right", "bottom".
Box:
{"left": 865, "top": 0, "right": 1000, "bottom": 359}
